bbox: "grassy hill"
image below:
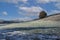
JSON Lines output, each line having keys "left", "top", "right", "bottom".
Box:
{"left": 0, "top": 13, "right": 60, "bottom": 35}
{"left": 0, "top": 13, "right": 60, "bottom": 30}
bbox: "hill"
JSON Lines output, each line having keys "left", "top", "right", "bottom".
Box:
{"left": 0, "top": 13, "right": 60, "bottom": 30}
{"left": 41, "top": 13, "right": 60, "bottom": 21}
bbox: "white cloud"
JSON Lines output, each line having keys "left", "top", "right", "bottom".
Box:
{"left": 36, "top": 0, "right": 50, "bottom": 3}
{"left": 48, "top": 10, "right": 60, "bottom": 15}
{"left": 35, "top": 0, "right": 60, "bottom": 11}
{"left": 51, "top": 10, "right": 60, "bottom": 13}
{"left": 2, "top": 11, "right": 8, "bottom": 16}
{"left": 19, "top": 6, "right": 44, "bottom": 16}
{"left": 36, "top": 0, "right": 60, "bottom": 3}
{"left": 0, "top": 0, "right": 28, "bottom": 4}
{"left": 19, "top": 6, "right": 43, "bottom": 13}
{"left": 1, "top": 0, "right": 59, "bottom": 4}
{"left": 55, "top": 3, "right": 60, "bottom": 9}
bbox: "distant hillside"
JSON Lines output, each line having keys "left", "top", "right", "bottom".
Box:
{"left": 41, "top": 13, "right": 60, "bottom": 21}
{"left": 0, "top": 20, "right": 25, "bottom": 24}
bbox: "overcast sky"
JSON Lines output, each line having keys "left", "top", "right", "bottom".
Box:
{"left": 0, "top": 0, "right": 60, "bottom": 20}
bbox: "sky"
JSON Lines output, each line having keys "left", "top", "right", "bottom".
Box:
{"left": 0, "top": 0, "right": 60, "bottom": 21}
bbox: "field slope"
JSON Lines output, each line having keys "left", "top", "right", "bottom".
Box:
{"left": 0, "top": 13, "right": 60, "bottom": 29}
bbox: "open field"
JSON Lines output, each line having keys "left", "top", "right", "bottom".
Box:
{"left": 0, "top": 20, "right": 60, "bottom": 30}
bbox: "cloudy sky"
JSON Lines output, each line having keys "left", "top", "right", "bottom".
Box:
{"left": 0, "top": 0, "right": 60, "bottom": 20}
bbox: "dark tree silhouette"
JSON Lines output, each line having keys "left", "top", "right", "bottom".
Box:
{"left": 39, "top": 11, "right": 47, "bottom": 19}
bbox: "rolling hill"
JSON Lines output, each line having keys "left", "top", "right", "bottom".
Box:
{"left": 0, "top": 13, "right": 60, "bottom": 30}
